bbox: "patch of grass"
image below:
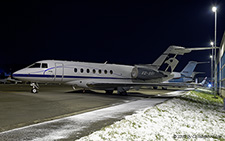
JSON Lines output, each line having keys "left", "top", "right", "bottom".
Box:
{"left": 182, "top": 89, "right": 224, "bottom": 106}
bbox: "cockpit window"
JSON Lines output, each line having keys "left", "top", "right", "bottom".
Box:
{"left": 28, "top": 63, "right": 48, "bottom": 68}
{"left": 42, "top": 63, "right": 48, "bottom": 68}
{"left": 28, "top": 63, "right": 41, "bottom": 68}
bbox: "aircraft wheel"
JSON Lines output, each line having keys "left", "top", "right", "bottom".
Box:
{"left": 119, "top": 91, "right": 128, "bottom": 96}
{"left": 31, "top": 88, "right": 38, "bottom": 94}
{"left": 162, "top": 87, "right": 167, "bottom": 90}
{"left": 105, "top": 90, "right": 113, "bottom": 94}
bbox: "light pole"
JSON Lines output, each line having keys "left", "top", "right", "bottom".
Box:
{"left": 212, "top": 6, "right": 217, "bottom": 97}
{"left": 210, "top": 41, "right": 214, "bottom": 89}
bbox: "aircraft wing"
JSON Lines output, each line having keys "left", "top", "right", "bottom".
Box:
{"left": 0, "top": 77, "right": 22, "bottom": 84}
{"left": 0, "top": 79, "right": 7, "bottom": 83}
{"left": 87, "top": 81, "right": 157, "bottom": 88}
{"left": 7, "top": 78, "right": 22, "bottom": 84}
{"left": 87, "top": 82, "right": 188, "bottom": 88}
{"left": 66, "top": 79, "right": 189, "bottom": 89}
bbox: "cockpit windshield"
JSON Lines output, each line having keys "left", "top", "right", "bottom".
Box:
{"left": 28, "top": 63, "right": 48, "bottom": 68}
{"left": 28, "top": 63, "right": 41, "bottom": 68}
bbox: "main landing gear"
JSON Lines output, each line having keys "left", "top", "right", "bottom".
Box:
{"left": 117, "top": 87, "right": 129, "bottom": 95}
{"left": 105, "top": 88, "right": 128, "bottom": 95}
{"left": 30, "top": 82, "right": 39, "bottom": 94}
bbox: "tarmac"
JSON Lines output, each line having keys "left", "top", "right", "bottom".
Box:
{"left": 0, "top": 84, "right": 186, "bottom": 140}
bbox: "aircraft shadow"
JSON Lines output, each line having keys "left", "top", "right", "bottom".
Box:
{"left": 66, "top": 90, "right": 170, "bottom": 99}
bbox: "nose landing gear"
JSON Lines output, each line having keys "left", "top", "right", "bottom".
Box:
{"left": 30, "top": 83, "right": 39, "bottom": 94}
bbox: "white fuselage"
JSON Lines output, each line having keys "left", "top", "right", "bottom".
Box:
{"left": 13, "top": 60, "right": 174, "bottom": 92}
{"left": 13, "top": 60, "right": 134, "bottom": 86}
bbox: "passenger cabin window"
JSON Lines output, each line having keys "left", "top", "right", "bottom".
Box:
{"left": 28, "top": 63, "right": 41, "bottom": 68}
{"left": 87, "top": 69, "right": 90, "bottom": 73}
{"left": 80, "top": 68, "right": 84, "bottom": 73}
{"left": 110, "top": 70, "right": 113, "bottom": 74}
{"left": 74, "top": 68, "right": 77, "bottom": 73}
{"left": 93, "top": 69, "right": 96, "bottom": 74}
{"left": 42, "top": 63, "right": 48, "bottom": 68}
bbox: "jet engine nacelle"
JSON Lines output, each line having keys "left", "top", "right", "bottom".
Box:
{"left": 131, "top": 65, "right": 165, "bottom": 80}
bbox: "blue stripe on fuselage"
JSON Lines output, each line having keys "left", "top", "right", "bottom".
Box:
{"left": 12, "top": 74, "right": 130, "bottom": 80}
{"left": 168, "top": 78, "right": 184, "bottom": 83}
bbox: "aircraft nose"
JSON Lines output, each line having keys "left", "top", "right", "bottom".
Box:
{"left": 12, "top": 70, "right": 21, "bottom": 79}
{"left": 12, "top": 71, "right": 18, "bottom": 79}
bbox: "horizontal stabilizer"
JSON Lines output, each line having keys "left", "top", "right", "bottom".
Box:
{"left": 164, "top": 45, "right": 192, "bottom": 55}
{"left": 186, "top": 47, "right": 219, "bottom": 51}
{"left": 196, "top": 62, "right": 210, "bottom": 64}
{"left": 192, "top": 72, "right": 205, "bottom": 75}
{"left": 192, "top": 72, "right": 205, "bottom": 78}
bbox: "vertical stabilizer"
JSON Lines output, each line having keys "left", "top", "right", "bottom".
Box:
{"left": 200, "top": 77, "right": 207, "bottom": 86}
{"left": 180, "top": 61, "right": 198, "bottom": 77}
{"left": 152, "top": 45, "right": 191, "bottom": 72}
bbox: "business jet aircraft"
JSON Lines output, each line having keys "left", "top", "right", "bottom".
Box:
{"left": 166, "top": 61, "right": 208, "bottom": 83}
{"left": 12, "top": 45, "right": 210, "bottom": 94}
{"left": 158, "top": 61, "right": 207, "bottom": 89}
{"left": 167, "top": 61, "right": 198, "bottom": 83}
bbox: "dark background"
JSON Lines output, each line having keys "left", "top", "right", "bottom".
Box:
{"left": 1, "top": 0, "right": 225, "bottom": 78}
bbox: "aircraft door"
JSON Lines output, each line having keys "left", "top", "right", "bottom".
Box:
{"left": 54, "top": 63, "right": 64, "bottom": 82}
{"left": 44, "top": 69, "right": 54, "bottom": 81}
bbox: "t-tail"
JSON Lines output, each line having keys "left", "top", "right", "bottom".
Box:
{"left": 152, "top": 45, "right": 191, "bottom": 72}
{"left": 181, "top": 61, "right": 208, "bottom": 78}
{"left": 180, "top": 61, "right": 198, "bottom": 77}
{"left": 133, "top": 46, "right": 194, "bottom": 83}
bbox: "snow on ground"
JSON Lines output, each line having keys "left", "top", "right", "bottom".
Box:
{"left": 78, "top": 91, "right": 225, "bottom": 141}
{"left": 0, "top": 98, "right": 168, "bottom": 141}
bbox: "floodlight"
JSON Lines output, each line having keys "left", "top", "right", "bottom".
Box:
{"left": 212, "top": 6, "right": 217, "bottom": 12}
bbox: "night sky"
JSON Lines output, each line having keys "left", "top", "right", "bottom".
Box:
{"left": 1, "top": 1, "right": 225, "bottom": 77}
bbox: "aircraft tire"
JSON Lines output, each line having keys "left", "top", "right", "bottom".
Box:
{"left": 119, "top": 91, "right": 128, "bottom": 96}
{"left": 31, "top": 88, "right": 38, "bottom": 94}
{"left": 105, "top": 90, "right": 113, "bottom": 94}
{"left": 162, "top": 87, "right": 167, "bottom": 90}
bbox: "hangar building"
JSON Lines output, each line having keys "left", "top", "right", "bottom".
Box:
{"left": 218, "top": 31, "right": 225, "bottom": 100}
